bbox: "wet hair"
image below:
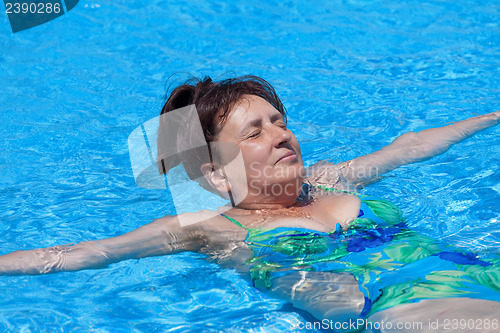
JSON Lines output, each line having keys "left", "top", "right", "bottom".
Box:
{"left": 157, "top": 75, "right": 287, "bottom": 190}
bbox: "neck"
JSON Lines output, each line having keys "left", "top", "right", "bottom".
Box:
{"left": 231, "top": 185, "right": 306, "bottom": 212}
{"left": 227, "top": 177, "right": 306, "bottom": 211}
{"left": 234, "top": 198, "right": 299, "bottom": 211}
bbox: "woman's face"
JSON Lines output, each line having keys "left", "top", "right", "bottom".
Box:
{"left": 214, "top": 95, "right": 305, "bottom": 207}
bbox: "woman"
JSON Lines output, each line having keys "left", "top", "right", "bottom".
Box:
{"left": 1, "top": 76, "right": 499, "bottom": 331}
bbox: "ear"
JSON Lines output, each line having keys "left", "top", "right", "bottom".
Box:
{"left": 200, "top": 162, "right": 231, "bottom": 193}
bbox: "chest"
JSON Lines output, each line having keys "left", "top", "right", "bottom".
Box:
{"left": 311, "top": 194, "right": 362, "bottom": 228}
{"left": 234, "top": 194, "right": 362, "bottom": 232}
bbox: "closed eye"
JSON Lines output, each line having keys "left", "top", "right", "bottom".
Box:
{"left": 247, "top": 130, "right": 261, "bottom": 138}
{"left": 275, "top": 121, "right": 287, "bottom": 129}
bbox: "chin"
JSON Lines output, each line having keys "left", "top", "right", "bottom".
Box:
{"left": 275, "top": 163, "right": 305, "bottom": 179}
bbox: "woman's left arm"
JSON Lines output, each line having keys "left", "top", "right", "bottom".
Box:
{"left": 308, "top": 111, "right": 499, "bottom": 189}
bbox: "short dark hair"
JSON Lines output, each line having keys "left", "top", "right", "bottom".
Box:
{"left": 157, "top": 75, "right": 287, "bottom": 188}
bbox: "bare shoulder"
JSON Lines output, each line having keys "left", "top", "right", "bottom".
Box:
{"left": 306, "top": 160, "right": 352, "bottom": 191}
{"left": 154, "top": 210, "right": 247, "bottom": 246}
{"left": 306, "top": 160, "right": 340, "bottom": 186}
{"left": 196, "top": 210, "right": 248, "bottom": 245}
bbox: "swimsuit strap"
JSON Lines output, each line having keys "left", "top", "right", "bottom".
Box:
{"left": 220, "top": 213, "right": 250, "bottom": 231}
{"left": 221, "top": 213, "right": 267, "bottom": 243}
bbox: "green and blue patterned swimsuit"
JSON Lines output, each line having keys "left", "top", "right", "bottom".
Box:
{"left": 220, "top": 186, "right": 500, "bottom": 317}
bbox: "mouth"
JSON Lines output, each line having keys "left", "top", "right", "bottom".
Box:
{"left": 276, "top": 150, "right": 298, "bottom": 164}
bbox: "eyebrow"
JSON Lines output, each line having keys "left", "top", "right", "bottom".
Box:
{"left": 239, "top": 113, "right": 284, "bottom": 135}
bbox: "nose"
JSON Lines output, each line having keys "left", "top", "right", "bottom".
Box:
{"left": 271, "top": 124, "right": 292, "bottom": 147}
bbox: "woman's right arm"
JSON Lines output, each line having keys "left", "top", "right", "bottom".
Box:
{"left": 0, "top": 215, "right": 204, "bottom": 276}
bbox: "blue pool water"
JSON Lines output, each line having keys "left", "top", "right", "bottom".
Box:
{"left": 1, "top": 0, "right": 499, "bottom": 331}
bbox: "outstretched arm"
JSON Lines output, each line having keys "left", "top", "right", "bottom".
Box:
{"left": 308, "top": 110, "right": 499, "bottom": 189}
{"left": 0, "top": 215, "right": 202, "bottom": 276}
